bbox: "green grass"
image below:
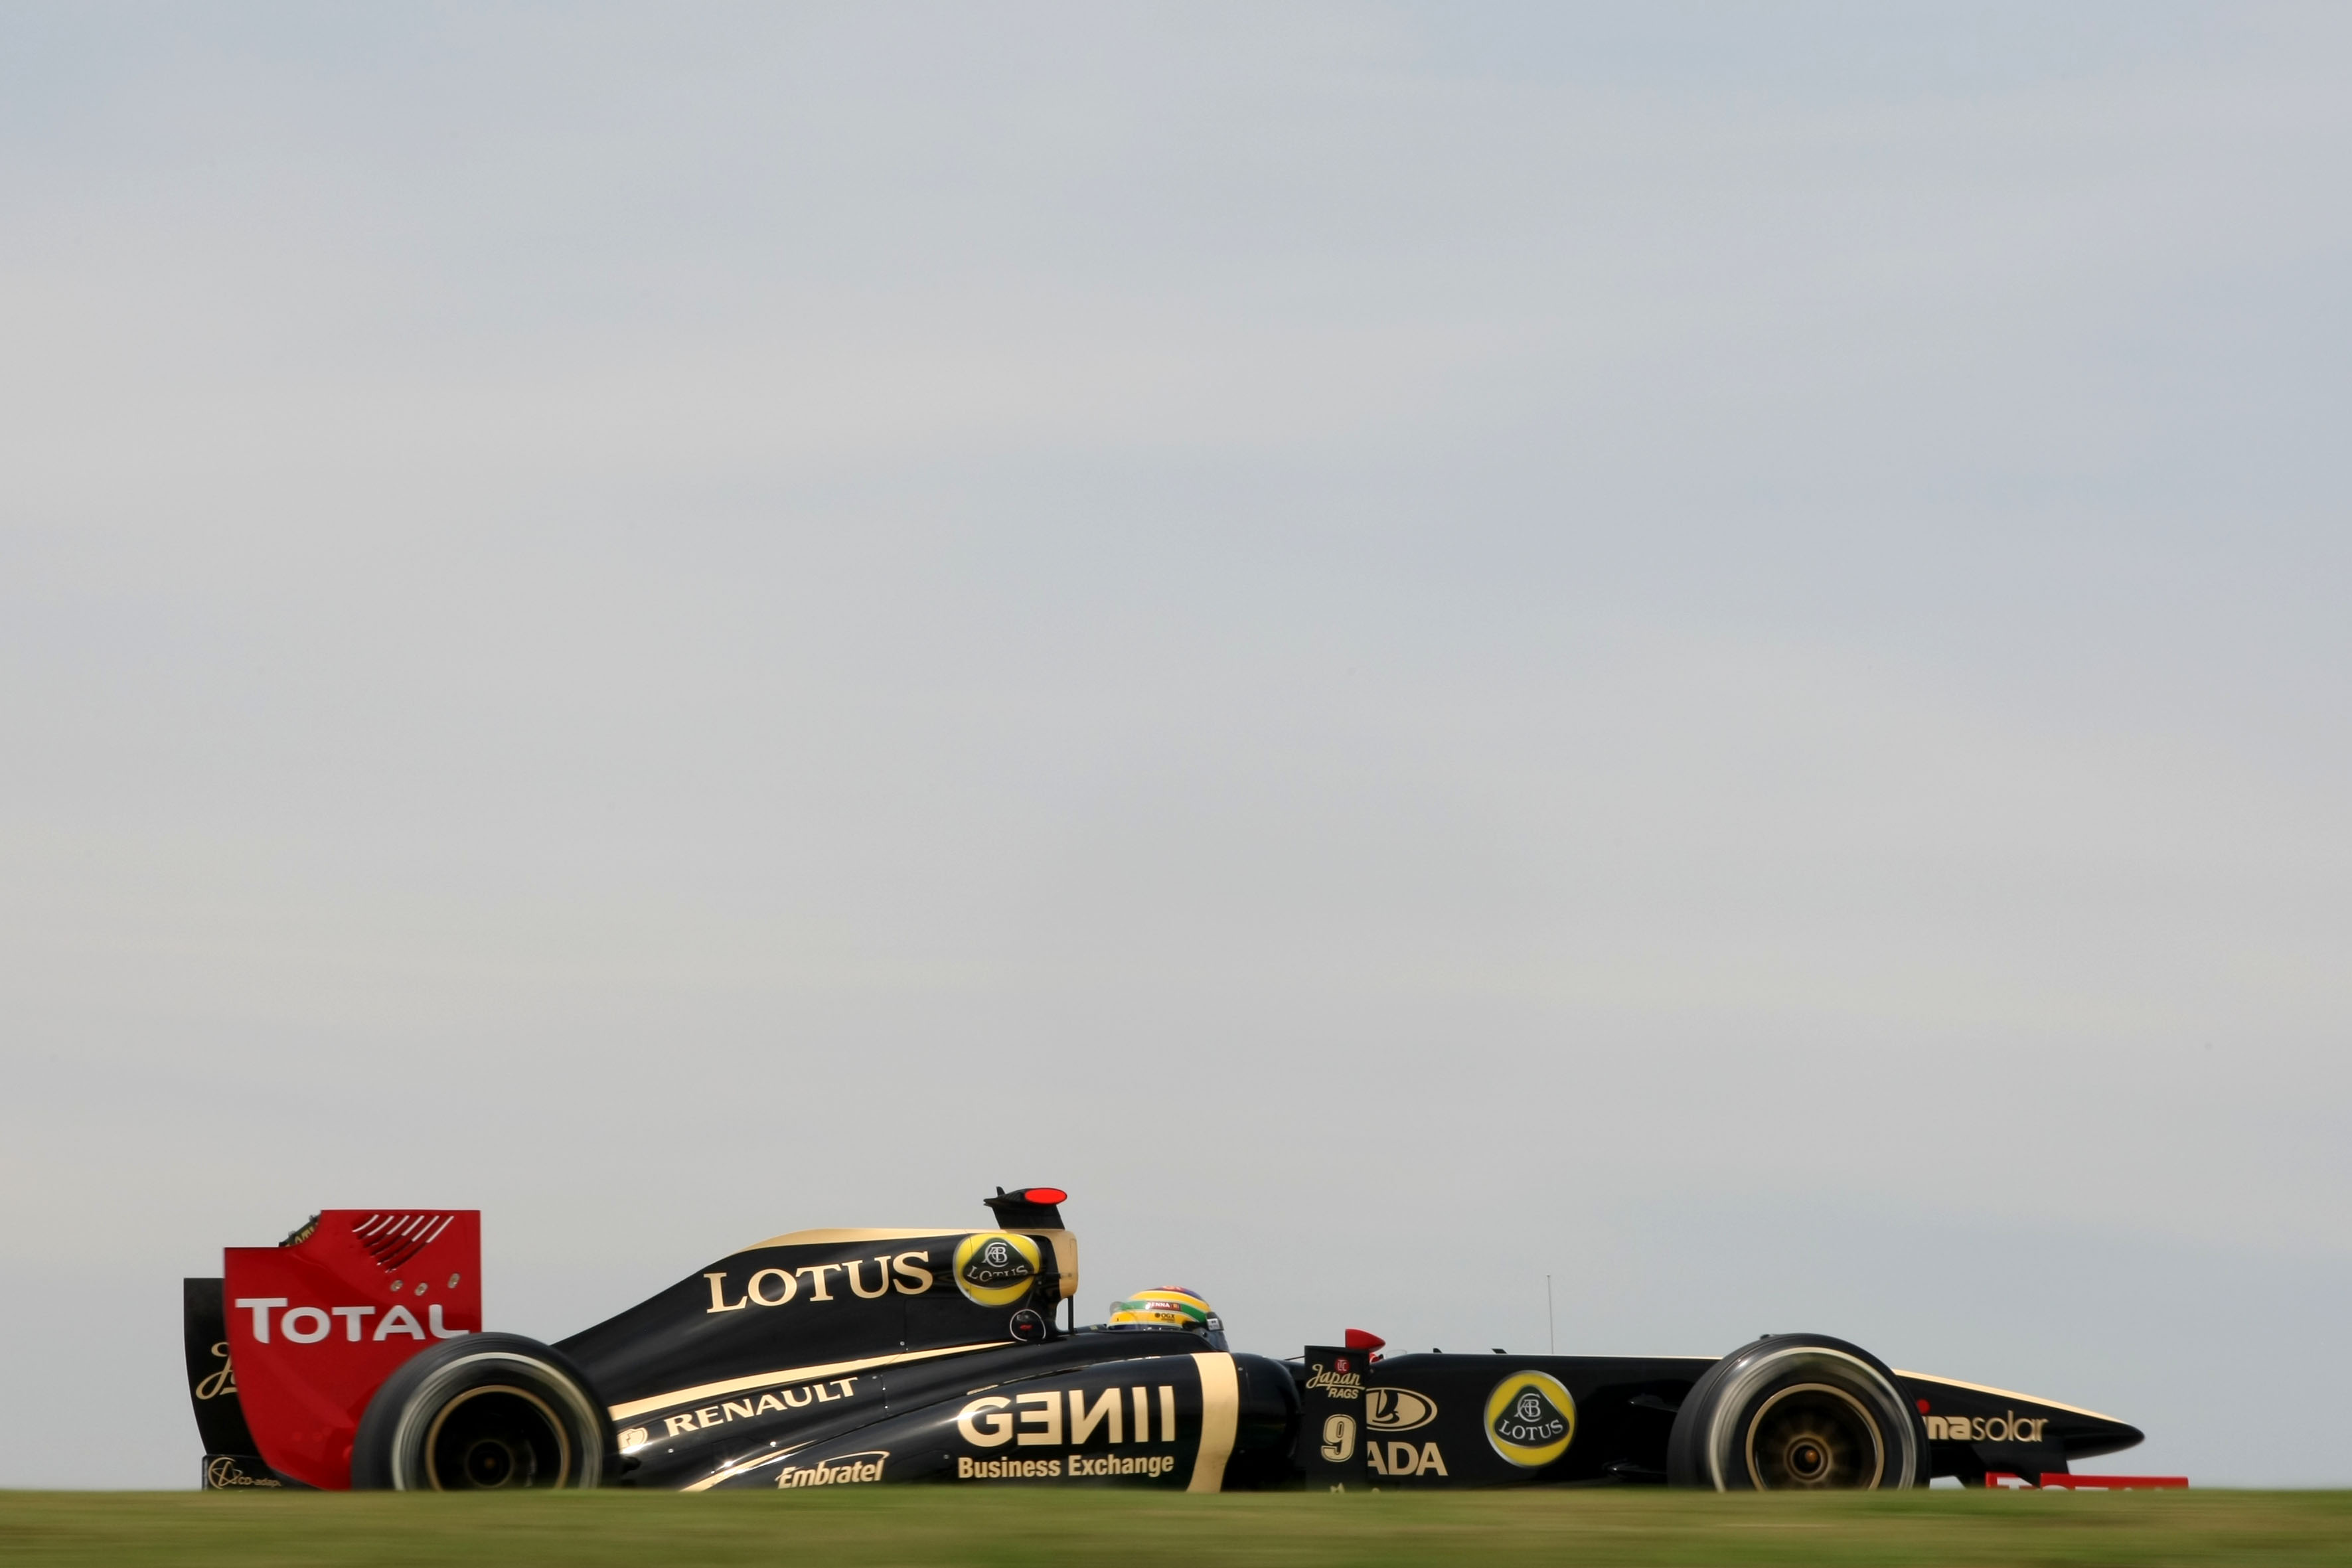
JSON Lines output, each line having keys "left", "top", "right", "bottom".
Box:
{"left": 3, "top": 1488, "right": 2349, "bottom": 1568}
{"left": 4, "top": 1495, "right": 2352, "bottom": 1568}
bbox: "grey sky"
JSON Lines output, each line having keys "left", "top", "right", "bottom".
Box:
{"left": 3, "top": 2, "right": 2349, "bottom": 1486}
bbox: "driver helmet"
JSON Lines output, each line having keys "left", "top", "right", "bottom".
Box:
{"left": 1107, "top": 1287, "right": 1225, "bottom": 1348}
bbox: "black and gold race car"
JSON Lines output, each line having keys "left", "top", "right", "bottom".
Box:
{"left": 184, "top": 1185, "right": 2150, "bottom": 1493}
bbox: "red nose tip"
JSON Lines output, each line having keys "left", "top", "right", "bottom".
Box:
{"left": 1022, "top": 1188, "right": 1069, "bottom": 1205}
{"left": 1344, "top": 1328, "right": 1387, "bottom": 1352}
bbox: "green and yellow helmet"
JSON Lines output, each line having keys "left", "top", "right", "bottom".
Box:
{"left": 1107, "top": 1286, "right": 1214, "bottom": 1332}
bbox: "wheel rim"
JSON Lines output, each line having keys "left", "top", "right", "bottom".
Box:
{"left": 422, "top": 1385, "right": 572, "bottom": 1490}
{"left": 1743, "top": 1382, "right": 1884, "bottom": 1490}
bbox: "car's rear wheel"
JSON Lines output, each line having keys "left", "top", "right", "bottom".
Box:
{"left": 351, "top": 1333, "right": 611, "bottom": 1490}
{"left": 1666, "top": 1334, "right": 1924, "bottom": 1491}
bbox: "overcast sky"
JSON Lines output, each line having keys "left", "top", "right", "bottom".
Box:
{"left": 4, "top": 2, "right": 2349, "bottom": 1488}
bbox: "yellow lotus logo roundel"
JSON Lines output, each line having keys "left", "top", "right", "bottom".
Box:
{"left": 952, "top": 1231, "right": 1042, "bottom": 1307}
{"left": 1484, "top": 1371, "right": 1575, "bottom": 1468}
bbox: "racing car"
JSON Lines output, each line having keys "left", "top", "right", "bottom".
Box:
{"left": 183, "top": 1185, "right": 2148, "bottom": 1492}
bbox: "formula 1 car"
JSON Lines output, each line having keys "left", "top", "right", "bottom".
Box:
{"left": 184, "top": 1186, "right": 2148, "bottom": 1493}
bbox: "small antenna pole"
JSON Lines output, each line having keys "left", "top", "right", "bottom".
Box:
{"left": 1546, "top": 1275, "right": 1555, "bottom": 1354}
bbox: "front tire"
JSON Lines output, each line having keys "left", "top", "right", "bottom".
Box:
{"left": 1666, "top": 1334, "right": 1924, "bottom": 1491}
{"left": 351, "top": 1333, "right": 612, "bottom": 1490}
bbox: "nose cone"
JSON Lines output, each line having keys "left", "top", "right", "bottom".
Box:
{"left": 2055, "top": 1409, "right": 2145, "bottom": 1464}
{"left": 1897, "top": 1372, "right": 2145, "bottom": 1472}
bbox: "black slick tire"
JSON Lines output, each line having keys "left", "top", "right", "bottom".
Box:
{"left": 351, "top": 1333, "right": 613, "bottom": 1490}
{"left": 1666, "top": 1333, "right": 1926, "bottom": 1491}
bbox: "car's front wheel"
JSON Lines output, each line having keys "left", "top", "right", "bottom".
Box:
{"left": 1666, "top": 1334, "right": 1924, "bottom": 1490}
{"left": 351, "top": 1333, "right": 612, "bottom": 1490}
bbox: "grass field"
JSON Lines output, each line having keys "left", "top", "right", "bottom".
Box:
{"left": 4, "top": 1487, "right": 2349, "bottom": 1568}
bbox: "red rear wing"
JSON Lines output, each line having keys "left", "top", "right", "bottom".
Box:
{"left": 224, "top": 1210, "right": 481, "bottom": 1489}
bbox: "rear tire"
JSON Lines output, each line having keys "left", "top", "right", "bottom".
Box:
{"left": 351, "top": 1333, "right": 612, "bottom": 1491}
{"left": 1666, "top": 1334, "right": 1924, "bottom": 1491}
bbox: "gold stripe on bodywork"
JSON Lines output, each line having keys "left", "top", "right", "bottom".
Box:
{"left": 1186, "top": 1352, "right": 1239, "bottom": 1494}
{"left": 728, "top": 1227, "right": 1080, "bottom": 1300}
{"left": 1891, "top": 1370, "right": 2126, "bottom": 1425}
{"left": 607, "top": 1342, "right": 1008, "bottom": 1423}
{"left": 679, "top": 1443, "right": 811, "bottom": 1493}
